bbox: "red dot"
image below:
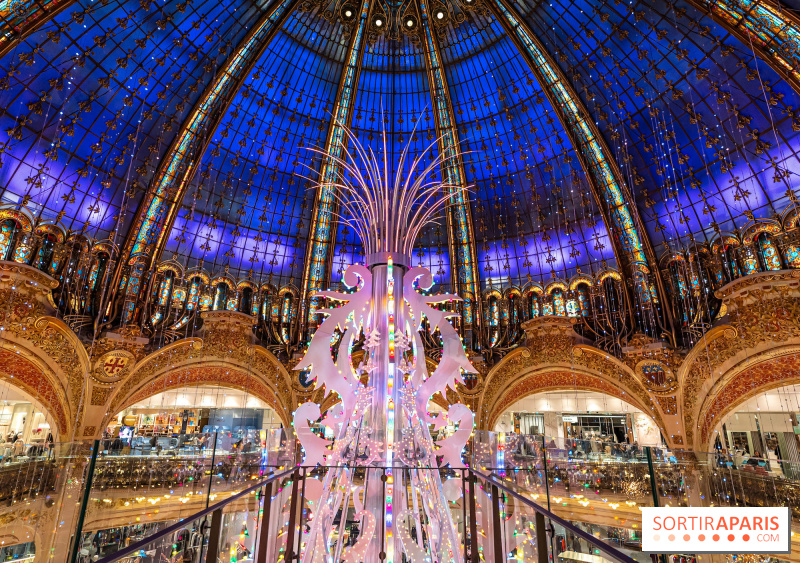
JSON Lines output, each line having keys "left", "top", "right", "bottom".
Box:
{"left": 698, "top": 535, "right": 706, "bottom": 541}
{"left": 743, "top": 534, "right": 750, "bottom": 542}
{"left": 683, "top": 534, "right": 691, "bottom": 541}
{"left": 713, "top": 534, "right": 720, "bottom": 541}
{"left": 728, "top": 534, "right": 735, "bottom": 542}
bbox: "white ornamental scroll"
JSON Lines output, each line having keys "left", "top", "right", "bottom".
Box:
{"left": 294, "top": 264, "right": 372, "bottom": 469}
{"left": 404, "top": 267, "right": 476, "bottom": 427}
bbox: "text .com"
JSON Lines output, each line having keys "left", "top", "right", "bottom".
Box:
{"left": 642, "top": 507, "right": 790, "bottom": 554}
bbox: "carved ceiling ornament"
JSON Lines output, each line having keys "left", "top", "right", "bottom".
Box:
{"left": 87, "top": 330, "right": 149, "bottom": 361}
{"left": 621, "top": 332, "right": 685, "bottom": 377}
{"left": 634, "top": 359, "right": 678, "bottom": 394}
{"left": 91, "top": 350, "right": 136, "bottom": 384}
{"left": 623, "top": 332, "right": 661, "bottom": 349}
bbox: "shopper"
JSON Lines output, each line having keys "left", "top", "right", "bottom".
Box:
{"left": 13, "top": 436, "right": 25, "bottom": 458}
{"left": 46, "top": 431, "right": 54, "bottom": 459}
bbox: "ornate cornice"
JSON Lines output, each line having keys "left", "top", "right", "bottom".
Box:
{"left": 4, "top": 256, "right": 800, "bottom": 449}
{"left": 101, "top": 313, "right": 297, "bottom": 430}
{"left": 0, "top": 261, "right": 58, "bottom": 287}
{"left": 696, "top": 345, "right": 800, "bottom": 446}
{"left": 200, "top": 309, "right": 257, "bottom": 331}
{"left": 714, "top": 268, "right": 800, "bottom": 301}
{"left": 680, "top": 271, "right": 800, "bottom": 447}
{"left": 476, "top": 315, "right": 676, "bottom": 441}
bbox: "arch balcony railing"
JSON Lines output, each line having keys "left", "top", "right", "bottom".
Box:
{"left": 41, "top": 430, "right": 800, "bottom": 563}
{"left": 1, "top": 430, "right": 798, "bottom": 562}
{"left": 86, "top": 466, "right": 642, "bottom": 563}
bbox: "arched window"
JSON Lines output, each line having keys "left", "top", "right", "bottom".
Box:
{"left": 723, "top": 244, "right": 741, "bottom": 282}
{"left": 529, "top": 293, "right": 540, "bottom": 318}
{"left": 87, "top": 252, "right": 110, "bottom": 292}
{"left": 0, "top": 219, "right": 17, "bottom": 260}
{"left": 740, "top": 245, "right": 759, "bottom": 275}
{"left": 126, "top": 262, "right": 145, "bottom": 296}
{"left": 602, "top": 277, "right": 621, "bottom": 316}
{"left": 633, "top": 269, "right": 651, "bottom": 305}
{"left": 687, "top": 254, "right": 703, "bottom": 294}
{"left": 281, "top": 293, "right": 294, "bottom": 325}
{"left": 185, "top": 277, "right": 203, "bottom": 311}
{"left": 33, "top": 234, "right": 57, "bottom": 271}
{"left": 61, "top": 246, "right": 83, "bottom": 286}
{"left": 575, "top": 284, "right": 590, "bottom": 316}
{"left": 649, "top": 282, "right": 659, "bottom": 304}
{"left": 11, "top": 231, "right": 33, "bottom": 263}
{"left": 756, "top": 232, "right": 782, "bottom": 271}
{"left": 171, "top": 287, "right": 187, "bottom": 309}
{"left": 552, "top": 289, "right": 566, "bottom": 316}
{"left": 690, "top": 249, "right": 718, "bottom": 295}
{"left": 260, "top": 290, "right": 276, "bottom": 320}
{"left": 157, "top": 271, "right": 174, "bottom": 306}
{"left": 240, "top": 287, "right": 254, "bottom": 314}
{"left": 669, "top": 261, "right": 692, "bottom": 326}
{"left": 669, "top": 262, "right": 689, "bottom": 300}
{"left": 566, "top": 297, "right": 579, "bottom": 317}
{"left": 213, "top": 283, "right": 229, "bottom": 310}
{"left": 488, "top": 296, "right": 499, "bottom": 327}
{"left": 786, "top": 244, "right": 800, "bottom": 268}
{"left": 507, "top": 294, "right": 519, "bottom": 324}
{"left": 280, "top": 293, "right": 295, "bottom": 341}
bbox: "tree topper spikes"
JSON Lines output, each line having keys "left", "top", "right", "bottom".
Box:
{"left": 302, "top": 115, "right": 472, "bottom": 256}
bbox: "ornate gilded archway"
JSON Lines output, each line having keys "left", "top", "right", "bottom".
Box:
{"left": 0, "top": 348, "right": 69, "bottom": 437}
{"left": 485, "top": 368, "right": 660, "bottom": 432}
{"left": 696, "top": 351, "right": 800, "bottom": 450}
{"left": 108, "top": 363, "right": 291, "bottom": 429}
{"left": 477, "top": 318, "right": 672, "bottom": 442}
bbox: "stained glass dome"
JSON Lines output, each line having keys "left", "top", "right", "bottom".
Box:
{"left": 2, "top": 0, "right": 800, "bottom": 353}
